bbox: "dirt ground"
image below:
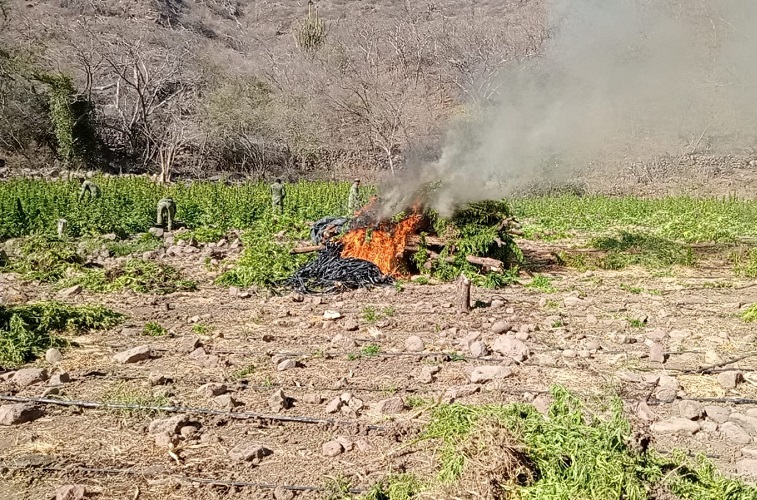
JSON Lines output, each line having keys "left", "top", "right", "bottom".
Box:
{"left": 2, "top": 237, "right": 757, "bottom": 500}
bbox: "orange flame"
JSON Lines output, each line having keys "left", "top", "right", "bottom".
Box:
{"left": 340, "top": 212, "right": 423, "bottom": 276}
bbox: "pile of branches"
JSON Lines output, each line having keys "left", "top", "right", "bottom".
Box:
{"left": 277, "top": 242, "right": 392, "bottom": 294}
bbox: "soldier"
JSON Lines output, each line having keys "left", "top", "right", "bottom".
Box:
{"left": 78, "top": 177, "right": 101, "bottom": 202}
{"left": 270, "top": 177, "right": 285, "bottom": 214}
{"left": 348, "top": 178, "right": 361, "bottom": 213}
{"left": 156, "top": 198, "right": 177, "bottom": 231}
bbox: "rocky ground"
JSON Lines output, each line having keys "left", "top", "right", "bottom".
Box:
{"left": 1, "top": 236, "right": 757, "bottom": 500}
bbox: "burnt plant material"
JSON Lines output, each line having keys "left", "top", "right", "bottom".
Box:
{"left": 279, "top": 242, "right": 392, "bottom": 294}
{"left": 310, "top": 216, "right": 349, "bottom": 245}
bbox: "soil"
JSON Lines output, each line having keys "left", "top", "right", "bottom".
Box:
{"left": 1, "top": 236, "right": 757, "bottom": 499}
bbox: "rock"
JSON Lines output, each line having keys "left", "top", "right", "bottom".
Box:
{"left": 491, "top": 299, "right": 505, "bottom": 308}
{"left": 322, "top": 440, "right": 344, "bottom": 457}
{"left": 405, "top": 336, "right": 424, "bottom": 352}
{"left": 197, "top": 383, "right": 227, "bottom": 398}
{"left": 585, "top": 341, "right": 601, "bottom": 351}
{"left": 492, "top": 336, "right": 529, "bottom": 362}
{"left": 273, "top": 486, "right": 295, "bottom": 500}
{"left": 729, "top": 414, "right": 757, "bottom": 436}
{"left": 563, "top": 296, "right": 584, "bottom": 307}
{"left": 149, "top": 227, "right": 164, "bottom": 238}
{"left": 443, "top": 384, "right": 480, "bottom": 402}
{"left": 342, "top": 318, "right": 359, "bottom": 331}
{"left": 188, "top": 347, "right": 208, "bottom": 360}
{"left": 704, "top": 350, "right": 724, "bottom": 365}
{"left": 417, "top": 365, "right": 440, "bottom": 384}
{"left": 49, "top": 373, "right": 70, "bottom": 386}
{"left": 636, "top": 401, "right": 658, "bottom": 422}
{"left": 0, "top": 404, "right": 44, "bottom": 425}
{"left": 562, "top": 349, "right": 577, "bottom": 358}
{"left": 648, "top": 343, "right": 665, "bottom": 363}
{"left": 325, "top": 397, "right": 343, "bottom": 414}
{"left": 469, "top": 366, "right": 512, "bottom": 383}
{"left": 323, "top": 310, "right": 342, "bottom": 320}
{"left": 646, "top": 328, "right": 667, "bottom": 342}
{"left": 654, "top": 388, "right": 678, "bottom": 403}
{"left": 721, "top": 422, "right": 753, "bottom": 444}
{"left": 491, "top": 321, "right": 511, "bottom": 334}
{"left": 679, "top": 400, "right": 704, "bottom": 420}
{"left": 736, "top": 458, "right": 757, "bottom": 477}
{"left": 585, "top": 314, "right": 598, "bottom": 324}
{"left": 55, "top": 484, "right": 86, "bottom": 500}
{"left": 12, "top": 368, "right": 48, "bottom": 387}
{"left": 302, "top": 393, "right": 323, "bottom": 405}
{"left": 276, "top": 359, "right": 297, "bottom": 371}
{"left": 331, "top": 334, "right": 357, "bottom": 349}
{"left": 113, "top": 345, "right": 151, "bottom": 364}
{"left": 180, "top": 337, "right": 202, "bottom": 353}
{"left": 514, "top": 331, "right": 529, "bottom": 341}
{"left": 149, "top": 415, "right": 188, "bottom": 436}
{"left": 229, "top": 286, "right": 240, "bottom": 297}
{"left": 213, "top": 394, "right": 240, "bottom": 410}
{"left": 469, "top": 341, "right": 488, "bottom": 357}
{"left": 375, "top": 397, "right": 405, "bottom": 414}
{"left": 148, "top": 373, "right": 168, "bottom": 386}
{"left": 651, "top": 418, "right": 701, "bottom": 436}
{"left": 718, "top": 371, "right": 743, "bottom": 389}
{"left": 45, "top": 348, "right": 63, "bottom": 364}
{"left": 335, "top": 436, "right": 354, "bottom": 452}
{"left": 228, "top": 443, "right": 273, "bottom": 463}
{"left": 617, "top": 371, "right": 644, "bottom": 383}
{"left": 269, "top": 389, "right": 291, "bottom": 412}
{"left": 704, "top": 406, "right": 731, "bottom": 424}
{"left": 57, "top": 285, "right": 82, "bottom": 298}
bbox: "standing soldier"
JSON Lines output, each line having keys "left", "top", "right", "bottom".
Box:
{"left": 348, "top": 178, "right": 361, "bottom": 213}
{"left": 271, "top": 177, "right": 285, "bottom": 214}
{"left": 156, "top": 198, "right": 177, "bottom": 231}
{"left": 78, "top": 177, "right": 101, "bottom": 202}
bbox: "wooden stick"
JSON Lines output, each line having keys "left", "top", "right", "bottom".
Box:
{"left": 465, "top": 255, "right": 504, "bottom": 271}
{"left": 457, "top": 273, "right": 471, "bottom": 313}
{"left": 290, "top": 245, "right": 325, "bottom": 254}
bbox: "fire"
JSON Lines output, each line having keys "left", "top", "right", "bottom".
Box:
{"left": 340, "top": 211, "right": 423, "bottom": 276}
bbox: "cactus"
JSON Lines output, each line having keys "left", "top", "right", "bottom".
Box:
{"left": 295, "top": 1, "right": 327, "bottom": 54}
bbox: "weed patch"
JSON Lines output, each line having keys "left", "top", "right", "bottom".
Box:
{"left": 525, "top": 274, "right": 556, "bottom": 293}
{"left": 742, "top": 304, "right": 757, "bottom": 323}
{"left": 0, "top": 301, "right": 124, "bottom": 366}
{"left": 101, "top": 383, "right": 169, "bottom": 418}
{"left": 143, "top": 321, "right": 167, "bottom": 337}
{"left": 61, "top": 259, "right": 197, "bottom": 295}
{"left": 591, "top": 231, "right": 694, "bottom": 270}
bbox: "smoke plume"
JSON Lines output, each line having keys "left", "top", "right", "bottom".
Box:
{"left": 382, "top": 0, "right": 757, "bottom": 217}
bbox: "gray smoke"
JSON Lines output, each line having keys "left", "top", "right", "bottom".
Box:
{"left": 381, "top": 0, "right": 757, "bottom": 217}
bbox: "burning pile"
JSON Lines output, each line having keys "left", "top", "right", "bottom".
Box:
{"left": 282, "top": 198, "right": 521, "bottom": 294}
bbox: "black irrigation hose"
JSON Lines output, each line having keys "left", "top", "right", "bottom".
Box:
{"left": 310, "top": 216, "right": 350, "bottom": 245}
{"left": 4, "top": 465, "right": 367, "bottom": 494}
{"left": 0, "top": 395, "right": 387, "bottom": 430}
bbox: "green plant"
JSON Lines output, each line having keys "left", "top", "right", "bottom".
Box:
{"left": 742, "top": 304, "right": 757, "bottom": 323}
{"left": 105, "top": 233, "right": 161, "bottom": 257}
{"left": 525, "top": 274, "right": 556, "bottom": 293}
{"left": 362, "top": 306, "right": 378, "bottom": 323}
{"left": 232, "top": 364, "right": 256, "bottom": 379}
{"left": 627, "top": 317, "right": 646, "bottom": 328}
{"left": 192, "top": 323, "right": 210, "bottom": 335}
{"left": 382, "top": 306, "right": 395, "bottom": 318}
{"left": 360, "top": 344, "right": 381, "bottom": 357}
{"left": 101, "top": 383, "right": 169, "bottom": 418}
{"left": 143, "top": 321, "right": 167, "bottom": 337}
{"left": 0, "top": 301, "right": 124, "bottom": 366}
{"left": 61, "top": 259, "right": 197, "bottom": 295}
{"left": 361, "top": 474, "right": 423, "bottom": 500}
{"left": 295, "top": 2, "right": 327, "bottom": 54}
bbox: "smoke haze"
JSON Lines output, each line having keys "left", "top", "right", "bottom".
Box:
{"left": 382, "top": 0, "right": 757, "bottom": 217}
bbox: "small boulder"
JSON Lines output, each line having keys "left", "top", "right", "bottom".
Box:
{"left": 469, "top": 341, "right": 488, "bottom": 357}
{"left": 197, "top": 383, "right": 227, "bottom": 398}
{"left": 721, "top": 422, "right": 752, "bottom": 445}
{"left": 718, "top": 371, "right": 743, "bottom": 390}
{"left": 57, "top": 285, "right": 82, "bottom": 298}
{"left": 443, "top": 384, "right": 480, "bottom": 402}
{"left": 149, "top": 415, "right": 188, "bottom": 436}
{"left": 651, "top": 418, "right": 700, "bottom": 436}
{"left": 492, "top": 336, "right": 529, "bottom": 362}
{"left": 469, "top": 366, "right": 512, "bottom": 384}
{"left": 704, "top": 405, "right": 731, "bottom": 424}
{"left": 322, "top": 440, "right": 344, "bottom": 457}
{"left": 417, "top": 365, "right": 440, "bottom": 384}
{"left": 113, "top": 345, "right": 151, "bottom": 364}
{"left": 12, "top": 368, "right": 49, "bottom": 387}
{"left": 342, "top": 318, "right": 359, "bottom": 332}
{"left": 375, "top": 397, "right": 405, "bottom": 415}
{"left": 228, "top": 443, "right": 273, "bottom": 463}
{"left": 636, "top": 401, "right": 658, "bottom": 422}
{"left": 55, "top": 484, "right": 86, "bottom": 500}
{"left": 45, "top": 348, "right": 63, "bottom": 364}
{"left": 491, "top": 321, "right": 511, "bottom": 334}
{"left": 302, "top": 393, "right": 324, "bottom": 405}
{"left": 648, "top": 343, "right": 665, "bottom": 363}
{"left": 48, "top": 373, "right": 70, "bottom": 386}
{"left": 405, "top": 336, "right": 425, "bottom": 352}
{"left": 323, "top": 310, "right": 342, "bottom": 320}
{"left": 729, "top": 413, "right": 757, "bottom": 436}
{"left": 325, "top": 397, "right": 343, "bottom": 414}
{"left": 736, "top": 459, "right": 757, "bottom": 477}
{"left": 679, "top": 400, "right": 703, "bottom": 420}
{"left": 276, "top": 359, "right": 297, "bottom": 371}
{"left": 268, "top": 389, "right": 292, "bottom": 412}
{"left": 213, "top": 394, "right": 240, "bottom": 410}
{"left": 0, "top": 403, "right": 44, "bottom": 425}
{"left": 273, "top": 486, "right": 295, "bottom": 500}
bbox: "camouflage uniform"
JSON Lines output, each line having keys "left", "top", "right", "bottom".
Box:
{"left": 348, "top": 180, "right": 361, "bottom": 213}
{"left": 271, "top": 180, "right": 286, "bottom": 214}
{"left": 78, "top": 180, "right": 101, "bottom": 202}
{"left": 156, "top": 198, "right": 177, "bottom": 231}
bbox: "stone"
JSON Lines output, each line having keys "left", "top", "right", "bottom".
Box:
{"left": 375, "top": 397, "right": 405, "bottom": 414}
{"left": 704, "top": 406, "right": 731, "bottom": 424}
{"left": 585, "top": 341, "right": 601, "bottom": 351}
{"left": 269, "top": 389, "right": 291, "bottom": 412}
{"left": 646, "top": 328, "right": 667, "bottom": 342}
{"left": 228, "top": 443, "right": 273, "bottom": 463}
{"left": 704, "top": 350, "right": 724, "bottom": 365}
{"left": 721, "top": 422, "right": 753, "bottom": 445}
{"left": 562, "top": 349, "right": 577, "bottom": 359}
{"left": 331, "top": 334, "right": 357, "bottom": 349}
{"left": 49, "top": 373, "right": 70, "bottom": 386}
{"left": 718, "top": 371, "right": 743, "bottom": 389}
{"left": 197, "top": 383, "right": 227, "bottom": 398}
{"left": 229, "top": 286, "right": 240, "bottom": 297}
{"left": 742, "top": 448, "right": 757, "bottom": 459}
{"left": 648, "top": 343, "right": 665, "bottom": 363}
{"left": 325, "top": 397, "right": 343, "bottom": 413}
{"left": 492, "top": 336, "right": 529, "bottom": 362}
{"left": 149, "top": 227, "right": 164, "bottom": 238}
{"left": 514, "top": 331, "right": 529, "bottom": 341}
{"left": 617, "top": 371, "right": 644, "bottom": 383}
{"left": 469, "top": 341, "right": 488, "bottom": 357}
{"left": 148, "top": 373, "right": 168, "bottom": 386}
{"left": 679, "top": 400, "right": 703, "bottom": 420}
{"left": 563, "top": 296, "right": 584, "bottom": 307}
{"left": 188, "top": 347, "right": 208, "bottom": 360}
{"left": 443, "top": 384, "right": 480, "bottom": 402}
{"left": 654, "top": 388, "right": 678, "bottom": 403}
{"left": 417, "top": 365, "right": 440, "bottom": 384}
{"left": 651, "top": 418, "right": 701, "bottom": 436}
{"left": 729, "top": 413, "right": 757, "bottom": 436}
{"left": 585, "top": 314, "right": 598, "bottom": 325}
{"left": 342, "top": 319, "right": 359, "bottom": 332}
{"left": 405, "top": 336, "right": 425, "bottom": 352}
{"left": 180, "top": 337, "right": 202, "bottom": 353}
{"left": 302, "top": 393, "right": 323, "bottom": 405}
{"left": 323, "top": 310, "right": 342, "bottom": 320}
{"left": 45, "top": 348, "right": 63, "bottom": 364}
{"left": 149, "top": 415, "right": 188, "bottom": 436}
{"left": 55, "top": 484, "right": 86, "bottom": 500}
{"left": 113, "top": 345, "right": 151, "bottom": 364}
{"left": 491, "top": 299, "right": 505, "bottom": 308}
{"left": 668, "top": 329, "right": 691, "bottom": 341}
{"left": 322, "top": 440, "right": 344, "bottom": 457}
{"left": 469, "top": 366, "right": 512, "bottom": 383}
{"left": 12, "top": 368, "right": 48, "bottom": 387}
{"left": 637, "top": 401, "right": 658, "bottom": 422}
{"left": 335, "top": 436, "right": 354, "bottom": 452}
{"left": 491, "top": 321, "right": 511, "bottom": 334}
{"left": 57, "top": 285, "right": 82, "bottom": 298}
{"left": 213, "top": 394, "right": 240, "bottom": 410}
{"left": 273, "top": 486, "right": 295, "bottom": 500}
{"left": 735, "top": 459, "right": 757, "bottom": 477}
{"left": 276, "top": 359, "right": 297, "bottom": 371}
{"left": 0, "top": 404, "right": 44, "bottom": 425}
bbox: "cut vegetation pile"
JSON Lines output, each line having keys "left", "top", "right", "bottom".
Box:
{"left": 0, "top": 301, "right": 124, "bottom": 366}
